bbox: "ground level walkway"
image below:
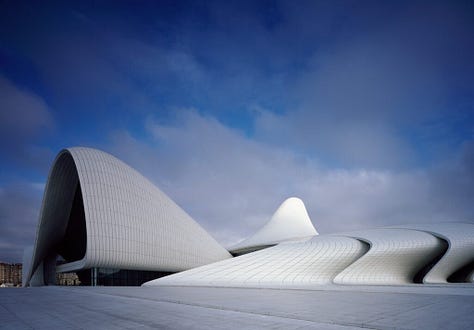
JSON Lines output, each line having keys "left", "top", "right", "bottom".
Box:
{"left": 1, "top": 284, "right": 474, "bottom": 329}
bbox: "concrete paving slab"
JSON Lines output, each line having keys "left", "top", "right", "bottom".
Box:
{"left": 1, "top": 285, "right": 473, "bottom": 329}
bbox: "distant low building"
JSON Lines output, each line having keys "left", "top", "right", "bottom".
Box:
{"left": 0, "top": 262, "right": 22, "bottom": 286}
{"left": 56, "top": 272, "right": 81, "bottom": 286}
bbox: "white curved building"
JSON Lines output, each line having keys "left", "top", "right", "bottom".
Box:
{"left": 24, "top": 146, "right": 474, "bottom": 288}
{"left": 24, "top": 147, "right": 231, "bottom": 287}
{"left": 145, "top": 224, "right": 474, "bottom": 288}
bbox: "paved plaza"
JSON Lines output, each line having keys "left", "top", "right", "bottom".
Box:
{"left": 1, "top": 284, "right": 474, "bottom": 329}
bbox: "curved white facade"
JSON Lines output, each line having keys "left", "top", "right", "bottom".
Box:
{"left": 145, "top": 224, "right": 474, "bottom": 288}
{"left": 389, "top": 223, "right": 474, "bottom": 283}
{"left": 333, "top": 229, "right": 447, "bottom": 285}
{"left": 229, "top": 197, "right": 318, "bottom": 254}
{"left": 25, "top": 147, "right": 231, "bottom": 286}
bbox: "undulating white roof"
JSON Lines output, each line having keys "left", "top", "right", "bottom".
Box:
{"left": 334, "top": 228, "right": 447, "bottom": 285}
{"left": 144, "top": 235, "right": 367, "bottom": 288}
{"left": 145, "top": 224, "right": 474, "bottom": 288}
{"left": 389, "top": 223, "right": 474, "bottom": 283}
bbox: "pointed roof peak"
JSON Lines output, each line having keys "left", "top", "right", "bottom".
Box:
{"left": 230, "top": 197, "right": 318, "bottom": 253}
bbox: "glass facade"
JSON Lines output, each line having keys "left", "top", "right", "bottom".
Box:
{"left": 76, "top": 268, "right": 172, "bottom": 286}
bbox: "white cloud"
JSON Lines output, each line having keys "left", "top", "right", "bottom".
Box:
{"left": 0, "top": 75, "right": 53, "bottom": 141}
{"left": 109, "top": 109, "right": 474, "bottom": 247}
{"left": 0, "top": 76, "right": 55, "bottom": 171}
{"left": 252, "top": 3, "right": 474, "bottom": 170}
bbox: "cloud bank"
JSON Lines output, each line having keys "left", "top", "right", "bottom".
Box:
{"left": 110, "top": 110, "right": 474, "bottom": 247}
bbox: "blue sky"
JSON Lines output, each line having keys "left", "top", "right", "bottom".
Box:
{"left": 1, "top": 0, "right": 473, "bottom": 262}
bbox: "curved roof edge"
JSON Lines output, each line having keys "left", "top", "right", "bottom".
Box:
{"left": 388, "top": 223, "right": 474, "bottom": 283}
{"left": 229, "top": 197, "right": 318, "bottom": 254}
